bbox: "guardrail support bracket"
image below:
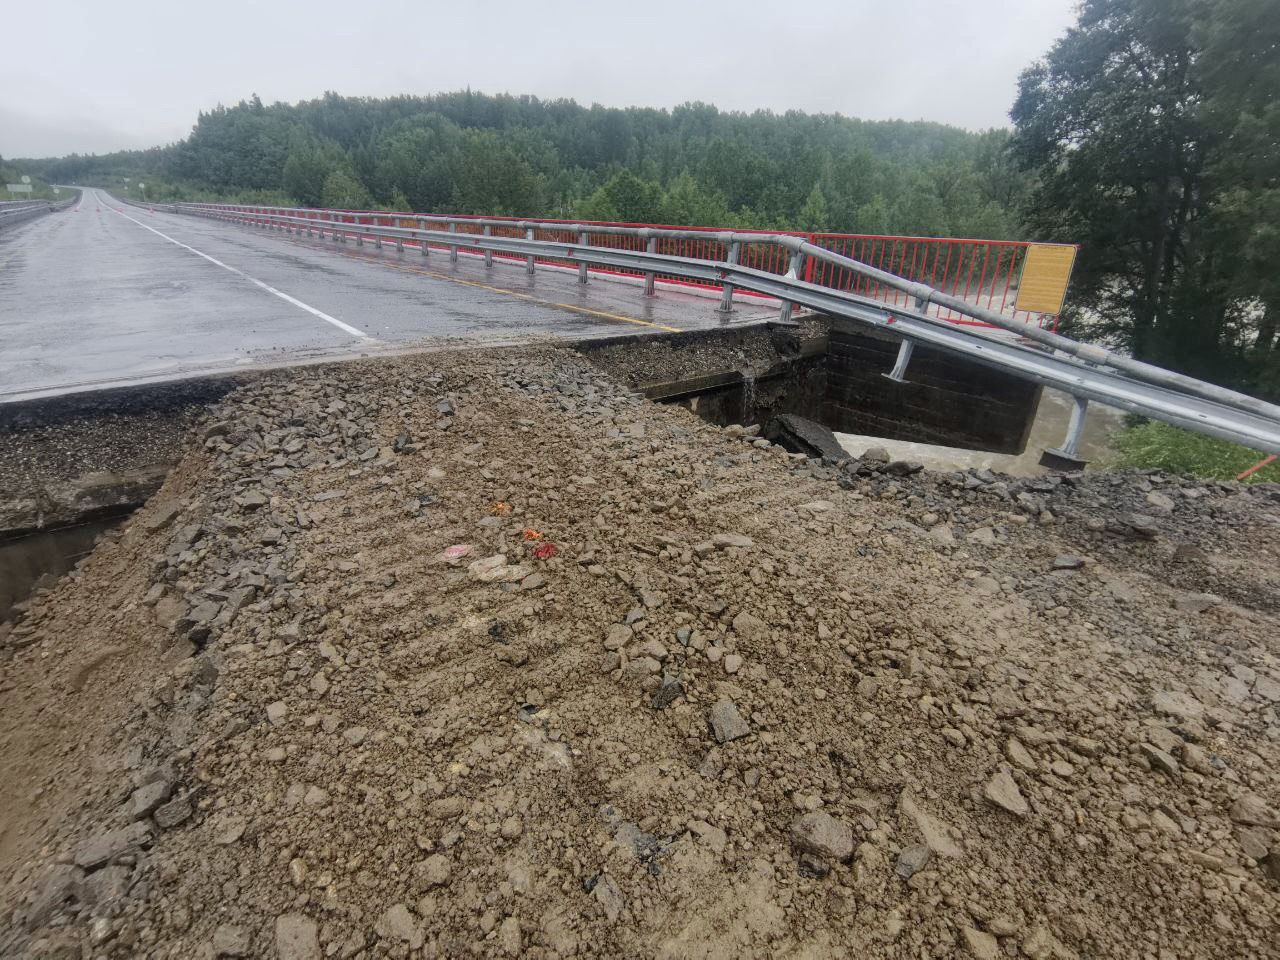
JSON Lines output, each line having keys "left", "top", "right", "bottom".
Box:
{"left": 643, "top": 237, "right": 657, "bottom": 296}
{"left": 1040, "top": 395, "right": 1090, "bottom": 471}
{"left": 882, "top": 339, "right": 914, "bottom": 384}
{"left": 718, "top": 240, "right": 741, "bottom": 313}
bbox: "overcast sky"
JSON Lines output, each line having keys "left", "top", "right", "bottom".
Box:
{"left": 0, "top": 0, "right": 1079, "bottom": 158}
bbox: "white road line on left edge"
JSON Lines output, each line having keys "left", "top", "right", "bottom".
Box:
{"left": 106, "top": 201, "right": 373, "bottom": 340}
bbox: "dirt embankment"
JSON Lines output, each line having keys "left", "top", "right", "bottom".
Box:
{"left": 1, "top": 346, "right": 1278, "bottom": 959}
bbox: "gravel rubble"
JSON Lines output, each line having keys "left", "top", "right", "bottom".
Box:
{"left": 0, "top": 345, "right": 1278, "bottom": 959}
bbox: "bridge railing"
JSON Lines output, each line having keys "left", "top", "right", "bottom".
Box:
{"left": 188, "top": 203, "right": 1066, "bottom": 331}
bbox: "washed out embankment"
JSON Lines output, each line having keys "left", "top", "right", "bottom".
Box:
{"left": 0, "top": 346, "right": 1277, "bottom": 959}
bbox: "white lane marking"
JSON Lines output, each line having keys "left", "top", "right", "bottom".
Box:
{"left": 105, "top": 200, "right": 372, "bottom": 340}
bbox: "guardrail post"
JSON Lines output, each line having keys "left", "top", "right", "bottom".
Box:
{"left": 643, "top": 236, "right": 657, "bottom": 296}
{"left": 718, "top": 239, "right": 741, "bottom": 313}
{"left": 885, "top": 341, "right": 914, "bottom": 383}
{"left": 778, "top": 249, "right": 806, "bottom": 323}
{"left": 1039, "top": 395, "right": 1090, "bottom": 471}
{"left": 483, "top": 224, "right": 493, "bottom": 268}
{"left": 577, "top": 229, "right": 589, "bottom": 284}
{"left": 365, "top": 229, "right": 372, "bottom": 249}
{"left": 525, "top": 225, "right": 536, "bottom": 275}
{"left": 419, "top": 219, "right": 430, "bottom": 258}
{"left": 396, "top": 232, "right": 404, "bottom": 255}
{"left": 449, "top": 222, "right": 458, "bottom": 263}
{"left": 883, "top": 297, "right": 927, "bottom": 383}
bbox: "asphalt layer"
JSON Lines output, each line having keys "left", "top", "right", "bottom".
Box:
{"left": 0, "top": 189, "right": 774, "bottom": 401}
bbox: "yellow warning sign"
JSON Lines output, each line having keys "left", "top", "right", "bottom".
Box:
{"left": 1015, "top": 243, "right": 1078, "bottom": 315}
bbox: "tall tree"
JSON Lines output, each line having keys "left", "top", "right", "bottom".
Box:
{"left": 1195, "top": 0, "right": 1280, "bottom": 393}
{"left": 1010, "top": 0, "right": 1278, "bottom": 392}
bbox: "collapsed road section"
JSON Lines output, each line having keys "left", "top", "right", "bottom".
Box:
{"left": 0, "top": 346, "right": 1278, "bottom": 959}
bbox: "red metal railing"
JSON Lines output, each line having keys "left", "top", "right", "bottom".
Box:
{"left": 204, "top": 204, "right": 1067, "bottom": 330}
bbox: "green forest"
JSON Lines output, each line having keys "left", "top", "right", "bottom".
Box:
{"left": 8, "top": 0, "right": 1278, "bottom": 404}
{"left": 18, "top": 93, "right": 1028, "bottom": 240}
{"left": 0, "top": 158, "right": 63, "bottom": 201}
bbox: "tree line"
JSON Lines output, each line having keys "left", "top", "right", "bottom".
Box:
{"left": 24, "top": 92, "right": 1028, "bottom": 240}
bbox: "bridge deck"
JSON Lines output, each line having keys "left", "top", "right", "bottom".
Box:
{"left": 0, "top": 189, "right": 776, "bottom": 402}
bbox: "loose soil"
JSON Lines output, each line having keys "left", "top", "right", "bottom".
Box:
{"left": 1, "top": 346, "right": 1277, "bottom": 960}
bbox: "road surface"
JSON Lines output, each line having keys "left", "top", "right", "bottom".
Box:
{"left": 0, "top": 189, "right": 772, "bottom": 401}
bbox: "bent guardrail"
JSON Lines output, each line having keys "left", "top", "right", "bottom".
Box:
{"left": 142, "top": 197, "right": 1280, "bottom": 460}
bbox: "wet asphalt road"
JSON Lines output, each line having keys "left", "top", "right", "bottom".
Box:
{"left": 0, "top": 189, "right": 773, "bottom": 401}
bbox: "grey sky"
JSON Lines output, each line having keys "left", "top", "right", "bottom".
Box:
{"left": 1, "top": 0, "right": 1078, "bottom": 158}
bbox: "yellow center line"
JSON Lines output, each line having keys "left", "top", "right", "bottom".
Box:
{"left": 282, "top": 233, "right": 684, "bottom": 334}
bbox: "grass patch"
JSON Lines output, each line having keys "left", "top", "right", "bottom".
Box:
{"left": 1110, "top": 420, "right": 1279, "bottom": 483}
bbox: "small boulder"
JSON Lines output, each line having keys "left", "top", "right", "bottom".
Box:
{"left": 984, "top": 770, "right": 1029, "bottom": 817}
{"left": 274, "top": 914, "right": 320, "bottom": 960}
{"left": 791, "top": 811, "right": 854, "bottom": 861}
{"left": 708, "top": 699, "right": 750, "bottom": 743}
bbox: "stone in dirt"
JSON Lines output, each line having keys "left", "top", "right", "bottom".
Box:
{"left": 799, "top": 500, "right": 835, "bottom": 514}
{"left": 962, "top": 927, "right": 1000, "bottom": 959}
{"left": 984, "top": 769, "right": 1029, "bottom": 817}
{"left": 375, "top": 903, "right": 423, "bottom": 948}
{"left": 153, "top": 796, "right": 193, "bottom": 830}
{"left": 591, "top": 874, "right": 625, "bottom": 922}
{"left": 128, "top": 778, "right": 172, "bottom": 820}
{"left": 895, "top": 843, "right": 932, "bottom": 880}
{"left": 468, "top": 554, "right": 527, "bottom": 583}
{"left": 1151, "top": 690, "right": 1204, "bottom": 721}
{"left": 1140, "top": 743, "right": 1179, "bottom": 779}
{"left": 708, "top": 699, "right": 751, "bottom": 743}
{"left": 731, "top": 610, "right": 767, "bottom": 639}
{"left": 21, "top": 864, "right": 80, "bottom": 930}
{"left": 1229, "top": 794, "right": 1280, "bottom": 829}
{"left": 417, "top": 854, "right": 451, "bottom": 888}
{"left": 211, "top": 924, "right": 250, "bottom": 957}
{"left": 74, "top": 821, "right": 152, "bottom": 870}
{"left": 899, "top": 791, "right": 963, "bottom": 857}
{"left": 498, "top": 916, "right": 522, "bottom": 954}
{"left": 766, "top": 414, "right": 850, "bottom": 461}
{"left": 275, "top": 914, "right": 320, "bottom": 960}
{"left": 651, "top": 675, "right": 684, "bottom": 709}
{"left": 791, "top": 811, "right": 854, "bottom": 861}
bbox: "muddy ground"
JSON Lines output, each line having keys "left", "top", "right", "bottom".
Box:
{"left": 1, "top": 346, "right": 1278, "bottom": 959}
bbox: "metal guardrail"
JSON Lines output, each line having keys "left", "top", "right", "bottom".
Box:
{"left": 149, "top": 198, "right": 1280, "bottom": 459}
{"left": 191, "top": 203, "right": 1068, "bottom": 331}
{"left": 0, "top": 193, "right": 78, "bottom": 231}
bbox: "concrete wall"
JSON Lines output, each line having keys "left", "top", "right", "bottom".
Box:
{"left": 824, "top": 322, "right": 1042, "bottom": 454}
{"left": 578, "top": 319, "right": 1043, "bottom": 456}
